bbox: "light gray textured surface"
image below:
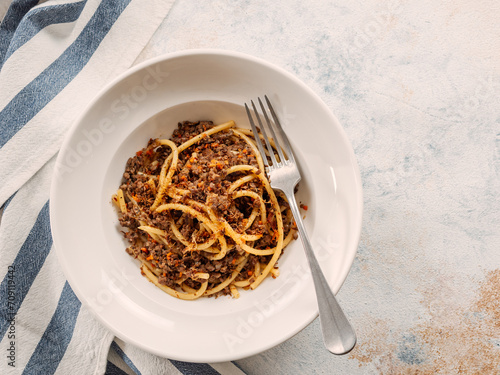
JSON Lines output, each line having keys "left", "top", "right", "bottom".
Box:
{"left": 137, "top": 0, "right": 500, "bottom": 373}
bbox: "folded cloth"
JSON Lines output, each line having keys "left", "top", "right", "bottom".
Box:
{"left": 0, "top": 1, "right": 245, "bottom": 374}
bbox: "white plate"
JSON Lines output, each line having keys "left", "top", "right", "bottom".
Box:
{"left": 50, "top": 49, "right": 363, "bottom": 362}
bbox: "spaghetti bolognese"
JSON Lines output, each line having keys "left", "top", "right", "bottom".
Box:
{"left": 113, "top": 120, "right": 297, "bottom": 300}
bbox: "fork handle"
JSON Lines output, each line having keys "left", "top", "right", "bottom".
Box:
{"left": 283, "top": 188, "right": 357, "bottom": 355}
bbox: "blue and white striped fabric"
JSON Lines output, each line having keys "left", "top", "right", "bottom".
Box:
{"left": 0, "top": 1, "right": 246, "bottom": 374}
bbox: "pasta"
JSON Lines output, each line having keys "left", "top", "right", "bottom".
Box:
{"left": 113, "top": 120, "right": 297, "bottom": 300}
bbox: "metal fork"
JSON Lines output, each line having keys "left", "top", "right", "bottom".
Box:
{"left": 245, "top": 96, "right": 357, "bottom": 355}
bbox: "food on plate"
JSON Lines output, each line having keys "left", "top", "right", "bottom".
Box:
{"left": 113, "top": 120, "right": 297, "bottom": 299}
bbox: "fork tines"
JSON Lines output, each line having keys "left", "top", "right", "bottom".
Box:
{"left": 244, "top": 95, "right": 295, "bottom": 170}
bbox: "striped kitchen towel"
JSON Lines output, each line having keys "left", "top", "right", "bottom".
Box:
{"left": 0, "top": 1, "right": 245, "bottom": 374}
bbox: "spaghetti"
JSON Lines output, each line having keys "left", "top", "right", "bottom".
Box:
{"left": 113, "top": 120, "right": 297, "bottom": 299}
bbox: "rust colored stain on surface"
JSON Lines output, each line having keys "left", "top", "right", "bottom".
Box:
{"left": 350, "top": 269, "right": 500, "bottom": 374}
{"left": 475, "top": 269, "right": 500, "bottom": 329}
